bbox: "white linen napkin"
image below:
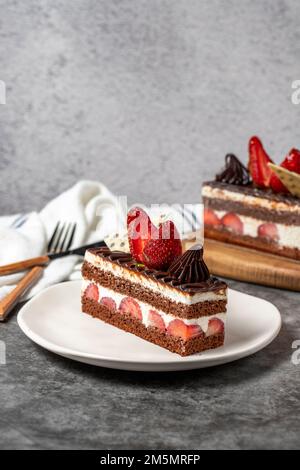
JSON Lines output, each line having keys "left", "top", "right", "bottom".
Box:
{"left": 0, "top": 181, "right": 120, "bottom": 300}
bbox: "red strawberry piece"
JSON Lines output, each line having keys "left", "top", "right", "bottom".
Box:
{"left": 143, "top": 220, "right": 182, "bottom": 270}
{"left": 221, "top": 212, "right": 243, "bottom": 235}
{"left": 100, "top": 297, "right": 116, "bottom": 310}
{"left": 206, "top": 318, "right": 224, "bottom": 336}
{"left": 167, "top": 319, "right": 203, "bottom": 341}
{"left": 158, "top": 219, "right": 180, "bottom": 241}
{"left": 203, "top": 208, "right": 221, "bottom": 227}
{"left": 269, "top": 148, "right": 300, "bottom": 193}
{"left": 127, "top": 207, "right": 157, "bottom": 263}
{"left": 158, "top": 221, "right": 182, "bottom": 257}
{"left": 119, "top": 296, "right": 142, "bottom": 321}
{"left": 282, "top": 148, "right": 300, "bottom": 174}
{"left": 248, "top": 136, "right": 274, "bottom": 188}
{"left": 269, "top": 172, "right": 288, "bottom": 194}
{"left": 143, "top": 238, "right": 182, "bottom": 270}
{"left": 257, "top": 223, "right": 279, "bottom": 242}
{"left": 127, "top": 206, "right": 182, "bottom": 270}
{"left": 148, "top": 310, "right": 166, "bottom": 331}
{"left": 185, "top": 324, "right": 203, "bottom": 340}
{"left": 84, "top": 283, "right": 99, "bottom": 301}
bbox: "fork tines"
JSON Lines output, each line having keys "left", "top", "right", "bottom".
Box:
{"left": 48, "top": 222, "right": 77, "bottom": 253}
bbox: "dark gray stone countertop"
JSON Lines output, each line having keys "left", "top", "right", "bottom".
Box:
{"left": 0, "top": 279, "right": 299, "bottom": 450}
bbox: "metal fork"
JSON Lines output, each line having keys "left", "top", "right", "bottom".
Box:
{"left": 47, "top": 221, "right": 77, "bottom": 254}
{"left": 0, "top": 221, "right": 77, "bottom": 321}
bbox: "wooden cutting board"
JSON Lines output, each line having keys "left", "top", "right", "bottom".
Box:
{"left": 183, "top": 237, "right": 300, "bottom": 292}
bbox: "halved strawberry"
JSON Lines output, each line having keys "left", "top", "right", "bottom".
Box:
{"left": 127, "top": 207, "right": 157, "bottom": 263}
{"left": 167, "top": 319, "right": 203, "bottom": 341}
{"left": 221, "top": 212, "right": 243, "bottom": 235}
{"left": 248, "top": 136, "right": 273, "bottom": 188}
{"left": 100, "top": 297, "right": 116, "bottom": 310}
{"left": 282, "top": 148, "right": 300, "bottom": 174}
{"left": 119, "top": 296, "right": 142, "bottom": 321}
{"left": 143, "top": 220, "right": 182, "bottom": 270}
{"left": 203, "top": 208, "right": 221, "bottom": 227}
{"left": 257, "top": 223, "right": 279, "bottom": 242}
{"left": 84, "top": 283, "right": 99, "bottom": 301}
{"left": 206, "top": 318, "right": 224, "bottom": 336}
{"left": 148, "top": 310, "right": 166, "bottom": 331}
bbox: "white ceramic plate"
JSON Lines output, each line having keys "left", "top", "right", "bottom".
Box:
{"left": 18, "top": 281, "right": 281, "bottom": 371}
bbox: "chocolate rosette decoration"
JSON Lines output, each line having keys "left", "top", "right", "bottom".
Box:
{"left": 216, "top": 153, "right": 251, "bottom": 185}
{"left": 168, "top": 244, "right": 210, "bottom": 283}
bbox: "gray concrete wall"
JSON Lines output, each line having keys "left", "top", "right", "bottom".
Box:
{"left": 0, "top": 0, "right": 299, "bottom": 212}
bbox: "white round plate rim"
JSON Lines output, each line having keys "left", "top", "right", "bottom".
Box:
{"left": 17, "top": 280, "right": 281, "bottom": 371}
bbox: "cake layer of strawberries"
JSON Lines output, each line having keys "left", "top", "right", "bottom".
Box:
{"left": 81, "top": 278, "right": 225, "bottom": 356}
{"left": 82, "top": 295, "right": 224, "bottom": 356}
{"left": 82, "top": 280, "right": 225, "bottom": 340}
{"left": 82, "top": 247, "right": 227, "bottom": 318}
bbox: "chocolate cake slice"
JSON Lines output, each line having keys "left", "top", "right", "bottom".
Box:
{"left": 202, "top": 150, "right": 300, "bottom": 260}
{"left": 203, "top": 181, "right": 300, "bottom": 259}
{"left": 81, "top": 246, "right": 227, "bottom": 356}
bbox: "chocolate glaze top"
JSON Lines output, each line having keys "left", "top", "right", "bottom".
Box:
{"left": 203, "top": 180, "right": 300, "bottom": 206}
{"left": 169, "top": 244, "right": 210, "bottom": 283}
{"left": 88, "top": 247, "right": 227, "bottom": 294}
{"left": 216, "top": 154, "right": 251, "bottom": 186}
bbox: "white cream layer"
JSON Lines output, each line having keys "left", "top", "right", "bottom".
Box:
{"left": 85, "top": 251, "right": 227, "bottom": 306}
{"left": 202, "top": 185, "right": 300, "bottom": 215}
{"left": 82, "top": 279, "right": 226, "bottom": 334}
{"left": 214, "top": 209, "right": 300, "bottom": 249}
